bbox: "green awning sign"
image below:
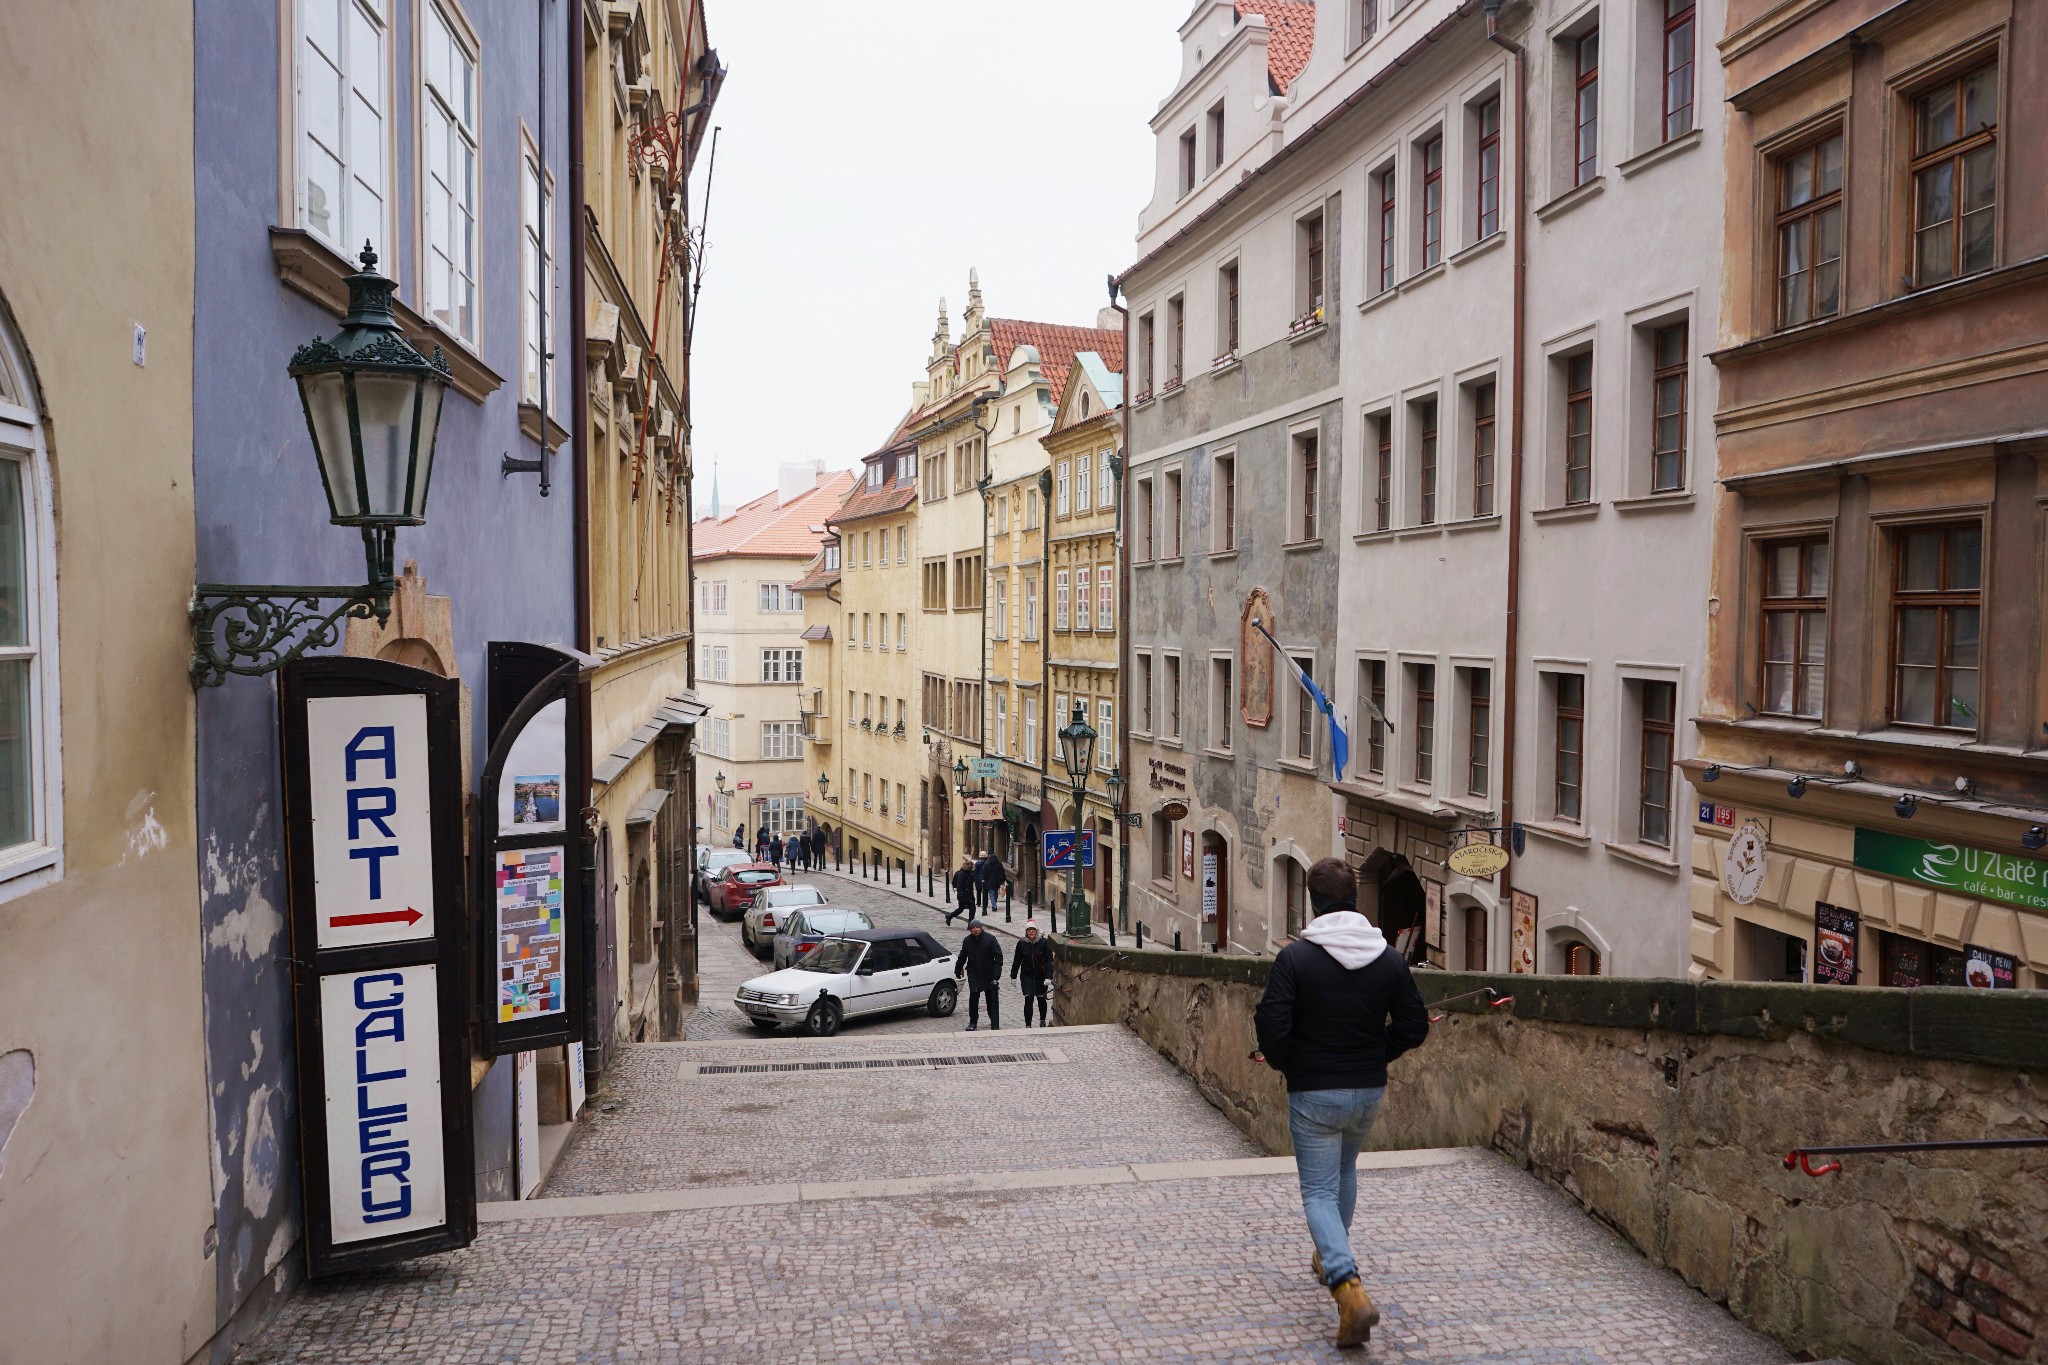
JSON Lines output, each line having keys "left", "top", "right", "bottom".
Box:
{"left": 1853, "top": 828, "right": 2048, "bottom": 913}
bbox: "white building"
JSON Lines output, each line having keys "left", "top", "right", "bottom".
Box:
{"left": 1120, "top": 0, "right": 1722, "bottom": 975}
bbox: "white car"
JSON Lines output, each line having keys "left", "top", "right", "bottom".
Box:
{"left": 734, "top": 930, "right": 957, "bottom": 1036}
{"left": 741, "top": 884, "right": 828, "bottom": 958}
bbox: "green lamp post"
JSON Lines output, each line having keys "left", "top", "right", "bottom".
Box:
{"left": 1057, "top": 701, "right": 1098, "bottom": 938}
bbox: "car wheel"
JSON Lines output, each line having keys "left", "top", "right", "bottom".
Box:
{"left": 804, "top": 996, "right": 842, "bottom": 1037}
{"left": 927, "top": 980, "right": 958, "bottom": 1017}
{"left": 749, "top": 1019, "right": 779, "bottom": 1032}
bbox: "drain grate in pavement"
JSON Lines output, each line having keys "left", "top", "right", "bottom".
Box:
{"left": 693, "top": 1050, "right": 1054, "bottom": 1077}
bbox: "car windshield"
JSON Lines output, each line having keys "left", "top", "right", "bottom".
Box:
{"left": 733, "top": 870, "right": 780, "bottom": 885}
{"left": 801, "top": 911, "right": 872, "bottom": 935}
{"left": 706, "top": 851, "right": 749, "bottom": 871}
{"left": 795, "top": 940, "right": 864, "bottom": 973}
{"left": 763, "top": 887, "right": 826, "bottom": 907}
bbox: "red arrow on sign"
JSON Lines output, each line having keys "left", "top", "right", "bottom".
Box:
{"left": 329, "top": 907, "right": 425, "bottom": 929}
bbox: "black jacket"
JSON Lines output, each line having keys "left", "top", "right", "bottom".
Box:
{"left": 951, "top": 867, "right": 978, "bottom": 907}
{"left": 953, "top": 930, "right": 1004, "bottom": 985}
{"left": 1010, "top": 935, "right": 1053, "bottom": 985}
{"left": 1253, "top": 939, "right": 1429, "bottom": 1092}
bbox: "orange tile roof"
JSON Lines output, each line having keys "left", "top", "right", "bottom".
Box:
{"left": 986, "top": 319, "right": 1125, "bottom": 407}
{"left": 1237, "top": 0, "right": 1316, "bottom": 94}
{"left": 691, "top": 470, "right": 857, "bottom": 561}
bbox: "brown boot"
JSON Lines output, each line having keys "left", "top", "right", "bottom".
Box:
{"left": 1329, "top": 1274, "right": 1379, "bottom": 1349}
{"left": 1311, "top": 1248, "right": 1323, "bottom": 1282}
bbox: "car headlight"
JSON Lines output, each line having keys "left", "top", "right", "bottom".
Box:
{"left": 775, "top": 992, "right": 798, "bottom": 1005}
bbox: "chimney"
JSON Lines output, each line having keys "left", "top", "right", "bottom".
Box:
{"left": 1096, "top": 306, "right": 1122, "bottom": 331}
{"left": 777, "top": 460, "right": 825, "bottom": 505}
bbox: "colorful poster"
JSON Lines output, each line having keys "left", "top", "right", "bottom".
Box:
{"left": 495, "top": 846, "right": 566, "bottom": 1022}
{"left": 1853, "top": 829, "right": 2048, "bottom": 913}
{"left": 1813, "top": 902, "right": 1858, "bottom": 985}
{"left": 1510, "top": 889, "right": 1537, "bottom": 974}
{"left": 1964, "top": 944, "right": 2018, "bottom": 990}
{"left": 511, "top": 774, "right": 561, "bottom": 827}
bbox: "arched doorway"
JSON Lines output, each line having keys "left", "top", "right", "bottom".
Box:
{"left": 1359, "top": 849, "right": 1426, "bottom": 962}
{"left": 1200, "top": 831, "right": 1229, "bottom": 949}
{"left": 630, "top": 855, "right": 652, "bottom": 964}
{"left": 933, "top": 779, "right": 951, "bottom": 870}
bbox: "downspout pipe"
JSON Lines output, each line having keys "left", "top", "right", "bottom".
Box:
{"left": 1106, "top": 278, "right": 1130, "bottom": 933}
{"left": 1485, "top": 0, "right": 1529, "bottom": 968}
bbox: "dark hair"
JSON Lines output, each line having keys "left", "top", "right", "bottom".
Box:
{"left": 1306, "top": 857, "right": 1356, "bottom": 913}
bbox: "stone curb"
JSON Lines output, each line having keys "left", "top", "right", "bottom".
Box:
{"left": 481, "top": 1147, "right": 1479, "bottom": 1222}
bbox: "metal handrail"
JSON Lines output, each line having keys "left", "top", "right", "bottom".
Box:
{"left": 1428, "top": 986, "right": 1515, "bottom": 1023}
{"left": 1784, "top": 1137, "right": 2048, "bottom": 1177}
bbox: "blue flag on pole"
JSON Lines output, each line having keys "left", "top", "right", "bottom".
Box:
{"left": 1251, "top": 620, "right": 1350, "bottom": 782}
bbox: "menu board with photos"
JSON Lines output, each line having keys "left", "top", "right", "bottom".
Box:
{"left": 1813, "top": 903, "right": 1858, "bottom": 985}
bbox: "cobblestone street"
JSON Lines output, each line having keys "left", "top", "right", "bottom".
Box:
{"left": 236, "top": 896, "right": 1801, "bottom": 1365}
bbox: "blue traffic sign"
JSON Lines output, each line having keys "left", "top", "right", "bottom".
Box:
{"left": 1042, "top": 830, "right": 1096, "bottom": 870}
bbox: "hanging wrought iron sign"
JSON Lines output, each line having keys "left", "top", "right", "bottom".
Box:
{"left": 279, "top": 657, "right": 476, "bottom": 1277}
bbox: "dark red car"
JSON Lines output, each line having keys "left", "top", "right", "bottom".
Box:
{"left": 707, "top": 862, "right": 783, "bottom": 920}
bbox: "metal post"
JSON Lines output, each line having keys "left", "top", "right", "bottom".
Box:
{"left": 1137, "top": 922, "right": 1145, "bottom": 950}
{"left": 1174, "top": 929, "right": 1182, "bottom": 952}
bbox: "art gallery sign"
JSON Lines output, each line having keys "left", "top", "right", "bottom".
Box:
{"left": 280, "top": 659, "right": 475, "bottom": 1276}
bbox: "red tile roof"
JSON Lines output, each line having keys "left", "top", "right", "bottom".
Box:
{"left": 692, "top": 470, "right": 857, "bottom": 561}
{"left": 1237, "top": 1, "right": 1316, "bottom": 95}
{"left": 986, "top": 319, "right": 1125, "bottom": 407}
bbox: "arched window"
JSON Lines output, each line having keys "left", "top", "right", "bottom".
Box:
{"left": 1279, "top": 855, "right": 1307, "bottom": 938}
{"left": 1564, "top": 941, "right": 1601, "bottom": 976}
{"left": 0, "top": 313, "right": 59, "bottom": 893}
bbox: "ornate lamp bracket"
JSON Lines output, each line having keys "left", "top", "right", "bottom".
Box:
{"left": 189, "top": 526, "right": 398, "bottom": 687}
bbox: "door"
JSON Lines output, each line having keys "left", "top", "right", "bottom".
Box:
{"left": 847, "top": 941, "right": 901, "bottom": 1015}
{"left": 877, "top": 936, "right": 926, "bottom": 1010}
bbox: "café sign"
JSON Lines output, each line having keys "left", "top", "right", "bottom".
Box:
{"left": 1853, "top": 829, "right": 2048, "bottom": 913}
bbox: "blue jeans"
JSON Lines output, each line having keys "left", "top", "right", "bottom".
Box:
{"left": 1288, "top": 1087, "right": 1386, "bottom": 1286}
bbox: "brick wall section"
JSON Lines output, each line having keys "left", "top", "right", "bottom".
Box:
{"left": 1052, "top": 942, "right": 2048, "bottom": 1365}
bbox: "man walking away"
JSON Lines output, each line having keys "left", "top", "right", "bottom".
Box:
{"left": 1010, "top": 920, "right": 1053, "bottom": 1027}
{"left": 947, "top": 857, "right": 977, "bottom": 926}
{"left": 1253, "top": 858, "right": 1429, "bottom": 1349}
{"left": 796, "top": 830, "right": 811, "bottom": 870}
{"left": 770, "top": 833, "right": 785, "bottom": 868}
{"left": 953, "top": 919, "right": 1004, "bottom": 1030}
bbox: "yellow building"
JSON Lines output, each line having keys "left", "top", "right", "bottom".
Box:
{"left": 983, "top": 372, "right": 1049, "bottom": 905}
{"left": 1042, "top": 348, "right": 1126, "bottom": 927}
{"left": 819, "top": 425, "right": 922, "bottom": 872}
{"left": 577, "top": 0, "right": 718, "bottom": 1043}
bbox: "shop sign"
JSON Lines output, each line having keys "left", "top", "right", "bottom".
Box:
{"left": 1723, "top": 819, "right": 1769, "bottom": 906}
{"left": 1853, "top": 828, "right": 2048, "bottom": 913}
{"left": 1447, "top": 839, "right": 1510, "bottom": 879}
{"left": 1159, "top": 799, "right": 1189, "bottom": 822}
{"left": 1147, "top": 757, "right": 1189, "bottom": 792}
{"left": 971, "top": 757, "right": 1002, "bottom": 779}
{"left": 1813, "top": 903, "right": 1858, "bottom": 985}
{"left": 736, "top": 780, "right": 753, "bottom": 791}
{"left": 964, "top": 795, "right": 1002, "bottom": 821}
{"left": 1201, "top": 853, "right": 1219, "bottom": 921}
{"left": 1509, "top": 889, "right": 1537, "bottom": 974}
{"left": 281, "top": 659, "right": 475, "bottom": 1277}
{"left": 1181, "top": 830, "right": 1195, "bottom": 880}
{"left": 1965, "top": 945, "right": 2018, "bottom": 990}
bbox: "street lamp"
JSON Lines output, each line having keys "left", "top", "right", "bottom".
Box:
{"left": 816, "top": 771, "right": 830, "bottom": 803}
{"left": 191, "top": 243, "right": 452, "bottom": 686}
{"left": 1058, "top": 702, "right": 1098, "bottom": 938}
{"left": 714, "top": 770, "right": 728, "bottom": 797}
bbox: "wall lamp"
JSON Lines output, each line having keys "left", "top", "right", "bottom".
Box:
{"left": 1786, "top": 775, "right": 1807, "bottom": 798}
{"left": 191, "top": 244, "right": 450, "bottom": 686}
{"left": 1841, "top": 759, "right": 1861, "bottom": 779}
{"left": 2023, "top": 826, "right": 2047, "bottom": 851}
{"left": 1699, "top": 764, "right": 1721, "bottom": 783}
{"left": 1895, "top": 794, "right": 1919, "bottom": 819}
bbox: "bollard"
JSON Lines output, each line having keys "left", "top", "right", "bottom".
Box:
{"left": 1136, "top": 922, "right": 1145, "bottom": 950}
{"left": 916, "top": 865, "right": 924, "bottom": 894}
{"left": 1004, "top": 896, "right": 1012, "bottom": 925}
{"left": 1107, "top": 917, "right": 1116, "bottom": 947}
{"left": 1174, "top": 929, "right": 1182, "bottom": 952}
{"left": 1006, "top": 884, "right": 1013, "bottom": 916}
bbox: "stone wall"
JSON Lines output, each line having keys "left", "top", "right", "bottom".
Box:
{"left": 1053, "top": 942, "right": 2048, "bottom": 1365}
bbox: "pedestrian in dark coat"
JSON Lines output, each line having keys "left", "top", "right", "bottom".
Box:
{"left": 953, "top": 920, "right": 1005, "bottom": 1030}
{"left": 947, "top": 859, "right": 978, "bottom": 926}
{"left": 976, "top": 851, "right": 1011, "bottom": 913}
{"left": 1010, "top": 920, "right": 1054, "bottom": 1027}
{"left": 1252, "top": 857, "right": 1430, "bottom": 1349}
{"left": 733, "top": 823, "right": 746, "bottom": 850}
{"left": 795, "top": 830, "right": 810, "bottom": 870}
{"left": 770, "top": 834, "right": 785, "bottom": 868}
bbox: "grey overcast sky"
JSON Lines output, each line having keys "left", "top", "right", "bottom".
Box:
{"left": 686, "top": 0, "right": 1190, "bottom": 516}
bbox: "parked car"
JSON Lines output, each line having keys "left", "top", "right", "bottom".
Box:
{"left": 772, "top": 907, "right": 875, "bottom": 969}
{"left": 741, "top": 884, "right": 829, "bottom": 958}
{"left": 707, "top": 862, "right": 784, "bottom": 920}
{"left": 695, "top": 847, "right": 752, "bottom": 905}
{"left": 734, "top": 930, "right": 958, "bottom": 1035}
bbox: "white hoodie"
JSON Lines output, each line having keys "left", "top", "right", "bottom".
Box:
{"left": 1299, "top": 910, "right": 1389, "bottom": 970}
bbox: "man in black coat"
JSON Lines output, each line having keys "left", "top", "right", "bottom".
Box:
{"left": 952, "top": 920, "right": 1004, "bottom": 1030}
{"left": 1253, "top": 857, "right": 1429, "bottom": 1350}
{"left": 946, "top": 858, "right": 978, "bottom": 926}
{"left": 1009, "top": 920, "right": 1053, "bottom": 1027}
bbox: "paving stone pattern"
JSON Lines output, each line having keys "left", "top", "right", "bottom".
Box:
{"left": 239, "top": 1157, "right": 1788, "bottom": 1364}
{"left": 683, "top": 867, "right": 1041, "bottom": 1042}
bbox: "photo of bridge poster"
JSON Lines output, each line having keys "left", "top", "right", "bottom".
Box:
{"left": 495, "top": 846, "right": 566, "bottom": 1022}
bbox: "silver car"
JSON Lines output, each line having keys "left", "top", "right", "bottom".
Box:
{"left": 773, "top": 907, "right": 875, "bottom": 969}
{"left": 694, "top": 847, "right": 752, "bottom": 904}
{"left": 742, "top": 884, "right": 828, "bottom": 958}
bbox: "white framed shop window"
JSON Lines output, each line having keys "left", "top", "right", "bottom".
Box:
{"left": 0, "top": 316, "right": 62, "bottom": 898}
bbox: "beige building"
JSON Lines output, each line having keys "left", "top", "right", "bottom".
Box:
{"left": 691, "top": 464, "right": 852, "bottom": 851}
{"left": 579, "top": 0, "right": 717, "bottom": 1044}
{"left": 820, "top": 425, "right": 923, "bottom": 871}
{"left": 0, "top": 4, "right": 211, "bottom": 1361}
{"left": 1041, "top": 348, "right": 1126, "bottom": 925}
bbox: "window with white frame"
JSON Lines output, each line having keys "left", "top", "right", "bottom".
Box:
{"left": 1098, "top": 451, "right": 1115, "bottom": 508}
{"left": 1135, "top": 653, "right": 1154, "bottom": 733}
{"left": 0, "top": 327, "right": 58, "bottom": 883}
{"left": 1024, "top": 696, "right": 1039, "bottom": 762}
{"left": 295, "top": 0, "right": 389, "bottom": 264}
{"left": 996, "top": 691, "right": 1009, "bottom": 754}
{"left": 707, "top": 716, "right": 732, "bottom": 757}
{"left": 707, "top": 646, "right": 730, "bottom": 682}
{"left": 698, "top": 580, "right": 727, "bottom": 614}
{"left": 519, "top": 130, "right": 555, "bottom": 406}
{"left": 1055, "top": 569, "right": 1070, "bottom": 631}
{"left": 1098, "top": 699, "right": 1114, "bottom": 769}
{"left": 1056, "top": 461, "right": 1071, "bottom": 517}
{"left": 419, "top": 1, "right": 479, "bottom": 343}
{"left": 1164, "top": 655, "right": 1182, "bottom": 740}
{"left": 760, "top": 648, "right": 804, "bottom": 683}
{"left": 1291, "top": 654, "right": 1317, "bottom": 763}
{"left": 1023, "top": 577, "right": 1039, "bottom": 639}
{"left": 1076, "top": 563, "right": 1092, "bottom": 631}
{"left": 760, "top": 721, "right": 804, "bottom": 761}
{"left": 994, "top": 577, "right": 1008, "bottom": 640}
{"left": 758, "top": 582, "right": 795, "bottom": 613}
{"left": 896, "top": 611, "right": 907, "bottom": 650}
{"left": 1076, "top": 453, "right": 1092, "bottom": 513}
{"left": 1097, "top": 565, "right": 1114, "bottom": 632}
{"left": 1210, "top": 656, "right": 1234, "bottom": 752}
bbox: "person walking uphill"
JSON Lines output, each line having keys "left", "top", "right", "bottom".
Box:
{"left": 946, "top": 858, "right": 978, "bottom": 926}
{"left": 1253, "top": 857, "right": 1430, "bottom": 1350}
{"left": 953, "top": 919, "right": 1004, "bottom": 1030}
{"left": 1010, "top": 920, "right": 1053, "bottom": 1027}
